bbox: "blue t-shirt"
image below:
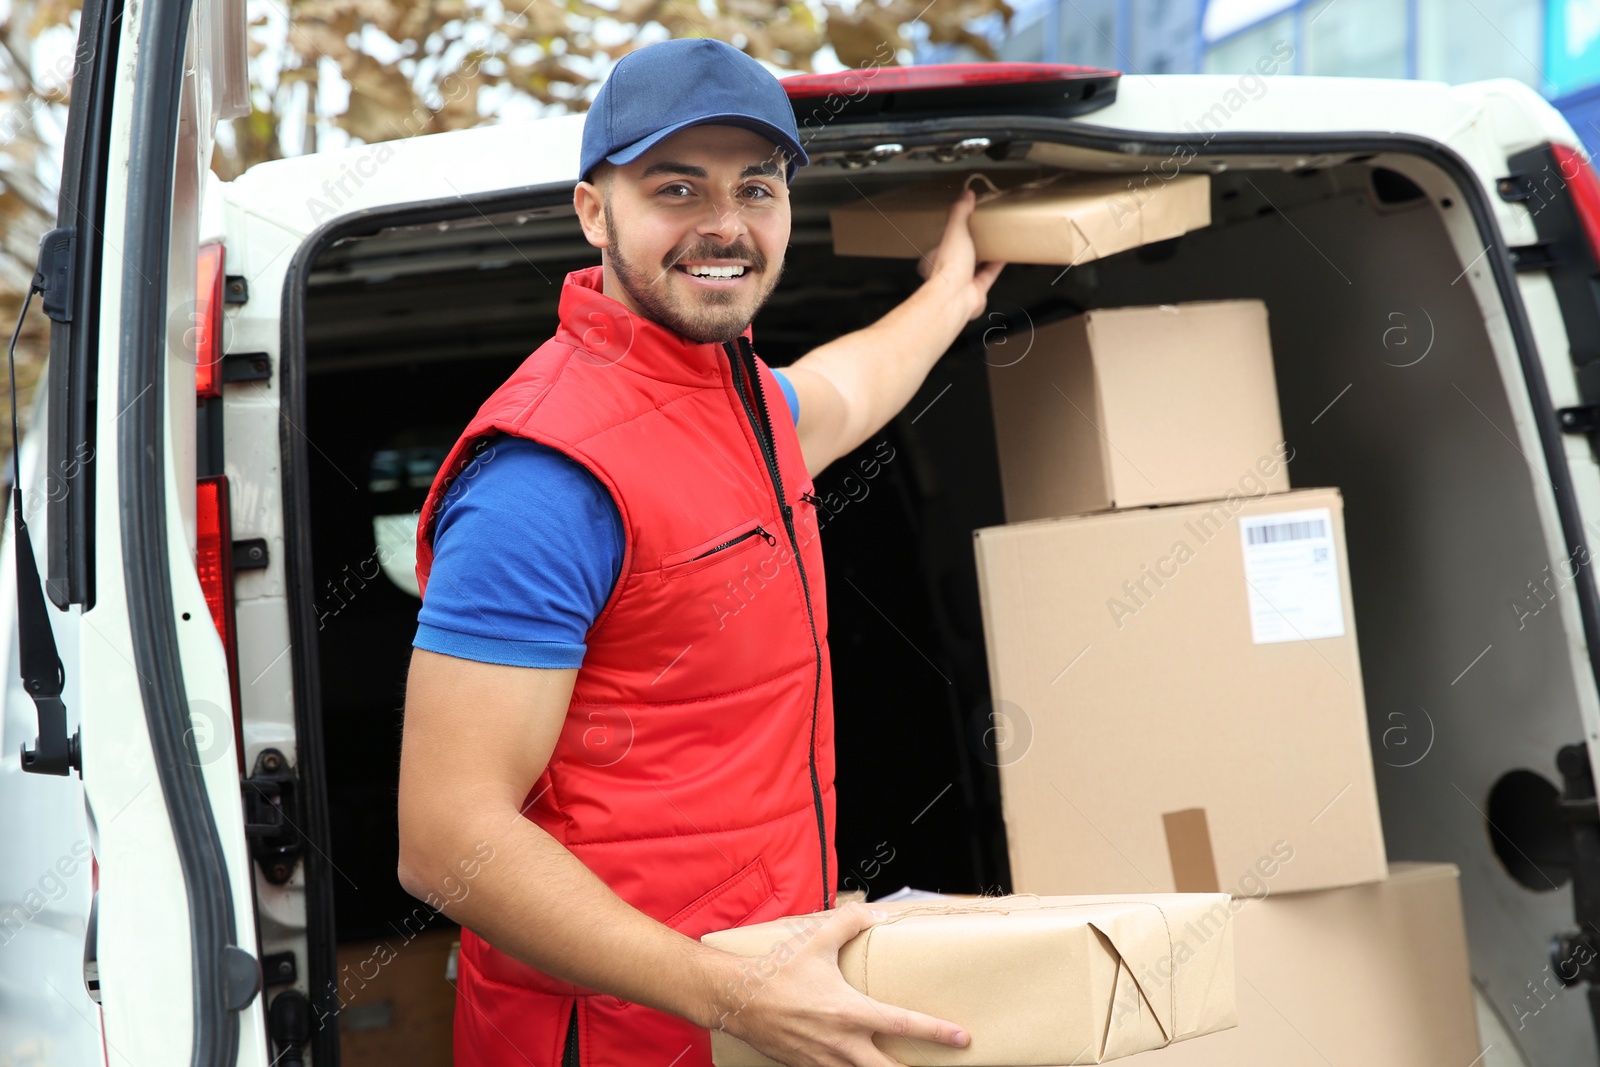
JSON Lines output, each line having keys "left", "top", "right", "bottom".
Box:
{"left": 413, "top": 369, "right": 800, "bottom": 668}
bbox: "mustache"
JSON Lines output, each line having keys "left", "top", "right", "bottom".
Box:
{"left": 662, "top": 240, "right": 766, "bottom": 274}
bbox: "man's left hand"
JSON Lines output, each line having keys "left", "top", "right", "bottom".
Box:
{"left": 916, "top": 186, "right": 1006, "bottom": 321}
{"left": 786, "top": 186, "right": 1008, "bottom": 477}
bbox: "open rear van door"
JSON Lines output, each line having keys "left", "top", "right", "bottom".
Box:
{"left": 4, "top": 0, "right": 271, "bottom": 1059}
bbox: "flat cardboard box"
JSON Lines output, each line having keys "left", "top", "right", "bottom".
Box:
{"left": 1116, "top": 864, "right": 1482, "bottom": 1067}
{"left": 828, "top": 171, "right": 1210, "bottom": 266}
{"left": 973, "top": 487, "right": 1387, "bottom": 896}
{"left": 703, "top": 893, "right": 1237, "bottom": 1066}
{"left": 987, "top": 300, "right": 1289, "bottom": 522}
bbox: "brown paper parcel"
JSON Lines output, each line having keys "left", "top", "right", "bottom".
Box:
{"left": 828, "top": 171, "right": 1211, "bottom": 266}
{"left": 701, "top": 893, "right": 1238, "bottom": 1066}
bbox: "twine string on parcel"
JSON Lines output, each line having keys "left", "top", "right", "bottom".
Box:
{"left": 961, "top": 171, "right": 1066, "bottom": 205}
{"left": 959, "top": 171, "right": 1099, "bottom": 266}
{"left": 854, "top": 892, "right": 1183, "bottom": 1050}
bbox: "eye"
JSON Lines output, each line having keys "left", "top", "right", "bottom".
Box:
{"left": 741, "top": 183, "right": 775, "bottom": 200}
{"left": 658, "top": 182, "right": 694, "bottom": 198}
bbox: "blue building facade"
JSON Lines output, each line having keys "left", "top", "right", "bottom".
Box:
{"left": 950, "top": 0, "right": 1597, "bottom": 154}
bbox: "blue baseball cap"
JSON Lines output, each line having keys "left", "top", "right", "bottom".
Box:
{"left": 580, "top": 38, "right": 809, "bottom": 185}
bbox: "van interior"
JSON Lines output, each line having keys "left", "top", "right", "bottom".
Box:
{"left": 292, "top": 146, "right": 1580, "bottom": 1062}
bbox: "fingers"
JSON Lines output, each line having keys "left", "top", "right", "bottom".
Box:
{"left": 813, "top": 901, "right": 887, "bottom": 952}
{"left": 865, "top": 1000, "right": 970, "bottom": 1050}
{"left": 941, "top": 189, "right": 978, "bottom": 252}
{"left": 948, "top": 186, "right": 978, "bottom": 221}
{"left": 962, "top": 260, "right": 1006, "bottom": 321}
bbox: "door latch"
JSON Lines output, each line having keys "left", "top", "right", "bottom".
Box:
{"left": 242, "top": 748, "right": 302, "bottom": 884}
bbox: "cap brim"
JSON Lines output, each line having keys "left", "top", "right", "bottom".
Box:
{"left": 605, "top": 113, "right": 809, "bottom": 178}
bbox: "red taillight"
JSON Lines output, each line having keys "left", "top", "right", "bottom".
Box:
{"left": 194, "top": 243, "right": 225, "bottom": 398}
{"left": 782, "top": 62, "right": 1119, "bottom": 98}
{"left": 196, "top": 476, "right": 242, "bottom": 755}
{"left": 1553, "top": 144, "right": 1600, "bottom": 265}
{"left": 196, "top": 476, "right": 234, "bottom": 645}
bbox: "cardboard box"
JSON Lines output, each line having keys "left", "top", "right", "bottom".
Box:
{"left": 1117, "top": 864, "right": 1482, "bottom": 1067}
{"left": 829, "top": 171, "right": 1210, "bottom": 266}
{"left": 987, "top": 300, "right": 1289, "bottom": 522}
{"left": 973, "top": 487, "right": 1387, "bottom": 896}
{"left": 703, "top": 893, "right": 1238, "bottom": 1065}
{"left": 334, "top": 928, "right": 457, "bottom": 1067}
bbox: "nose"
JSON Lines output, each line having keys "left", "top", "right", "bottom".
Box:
{"left": 694, "top": 183, "right": 752, "bottom": 247}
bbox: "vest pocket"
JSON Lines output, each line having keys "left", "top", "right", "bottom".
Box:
{"left": 660, "top": 519, "right": 777, "bottom": 580}
{"left": 663, "top": 856, "right": 777, "bottom": 941}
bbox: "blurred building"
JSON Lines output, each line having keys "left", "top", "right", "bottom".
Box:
{"left": 929, "top": 0, "right": 1600, "bottom": 155}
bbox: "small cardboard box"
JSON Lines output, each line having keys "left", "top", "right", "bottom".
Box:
{"left": 1116, "top": 864, "right": 1482, "bottom": 1067}
{"left": 828, "top": 171, "right": 1211, "bottom": 266}
{"left": 702, "top": 893, "right": 1238, "bottom": 1066}
{"left": 973, "top": 487, "right": 1387, "bottom": 897}
{"left": 987, "top": 300, "right": 1289, "bottom": 522}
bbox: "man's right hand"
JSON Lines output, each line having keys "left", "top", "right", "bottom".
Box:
{"left": 709, "top": 901, "right": 971, "bottom": 1067}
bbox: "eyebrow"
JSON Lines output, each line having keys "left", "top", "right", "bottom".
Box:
{"left": 640, "top": 160, "right": 785, "bottom": 181}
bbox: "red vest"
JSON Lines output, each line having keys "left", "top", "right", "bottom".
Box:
{"left": 415, "top": 266, "right": 837, "bottom": 1066}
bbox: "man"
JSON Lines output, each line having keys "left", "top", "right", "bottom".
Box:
{"left": 398, "top": 36, "right": 1004, "bottom": 1067}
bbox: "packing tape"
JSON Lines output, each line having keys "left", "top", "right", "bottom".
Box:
{"left": 1163, "top": 808, "right": 1222, "bottom": 894}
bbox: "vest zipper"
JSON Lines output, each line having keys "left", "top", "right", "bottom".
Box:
{"left": 563, "top": 1001, "right": 580, "bottom": 1066}
{"left": 723, "top": 336, "right": 831, "bottom": 913}
{"left": 691, "top": 524, "right": 777, "bottom": 561}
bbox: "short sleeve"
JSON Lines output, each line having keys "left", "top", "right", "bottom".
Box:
{"left": 414, "top": 436, "right": 625, "bottom": 668}
{"left": 771, "top": 367, "right": 800, "bottom": 426}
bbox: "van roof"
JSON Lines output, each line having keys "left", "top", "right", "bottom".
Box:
{"left": 218, "top": 74, "right": 1566, "bottom": 247}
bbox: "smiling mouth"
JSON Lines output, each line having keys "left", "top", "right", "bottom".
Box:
{"left": 675, "top": 264, "right": 750, "bottom": 279}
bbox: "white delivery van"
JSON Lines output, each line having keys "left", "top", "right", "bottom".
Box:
{"left": 9, "top": 0, "right": 1600, "bottom": 1060}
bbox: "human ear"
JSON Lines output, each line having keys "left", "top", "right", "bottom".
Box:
{"left": 574, "top": 180, "right": 609, "bottom": 249}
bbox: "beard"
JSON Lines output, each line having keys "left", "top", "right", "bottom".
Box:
{"left": 603, "top": 200, "right": 783, "bottom": 345}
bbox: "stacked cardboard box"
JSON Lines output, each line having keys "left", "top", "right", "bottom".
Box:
{"left": 974, "top": 300, "right": 1482, "bottom": 1062}
{"left": 1117, "top": 863, "right": 1480, "bottom": 1067}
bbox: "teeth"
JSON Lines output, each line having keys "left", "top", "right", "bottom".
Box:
{"left": 686, "top": 264, "right": 746, "bottom": 278}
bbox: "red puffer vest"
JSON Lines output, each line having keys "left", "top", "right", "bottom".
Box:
{"left": 415, "top": 265, "right": 837, "bottom": 1066}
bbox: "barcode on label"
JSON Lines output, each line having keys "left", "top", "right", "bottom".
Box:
{"left": 1246, "top": 518, "right": 1328, "bottom": 545}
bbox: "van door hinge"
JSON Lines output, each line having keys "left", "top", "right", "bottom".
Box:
{"left": 1561, "top": 405, "right": 1600, "bottom": 435}
{"left": 233, "top": 538, "right": 268, "bottom": 571}
{"left": 243, "top": 748, "right": 302, "bottom": 884}
{"left": 1497, "top": 173, "right": 1538, "bottom": 204}
{"left": 1510, "top": 241, "right": 1560, "bottom": 271}
{"left": 35, "top": 227, "right": 76, "bottom": 323}
{"left": 222, "top": 352, "right": 271, "bottom": 384}
{"left": 224, "top": 275, "right": 248, "bottom": 304}
{"left": 261, "top": 950, "right": 297, "bottom": 986}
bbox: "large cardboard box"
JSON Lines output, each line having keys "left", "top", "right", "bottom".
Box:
{"left": 1117, "top": 864, "right": 1483, "bottom": 1067}
{"left": 987, "top": 300, "right": 1289, "bottom": 522}
{"left": 973, "top": 487, "right": 1387, "bottom": 896}
{"left": 829, "top": 171, "right": 1210, "bottom": 267}
{"left": 703, "top": 892, "right": 1238, "bottom": 1066}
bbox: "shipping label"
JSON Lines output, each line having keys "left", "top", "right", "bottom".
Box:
{"left": 1238, "top": 507, "right": 1345, "bottom": 644}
